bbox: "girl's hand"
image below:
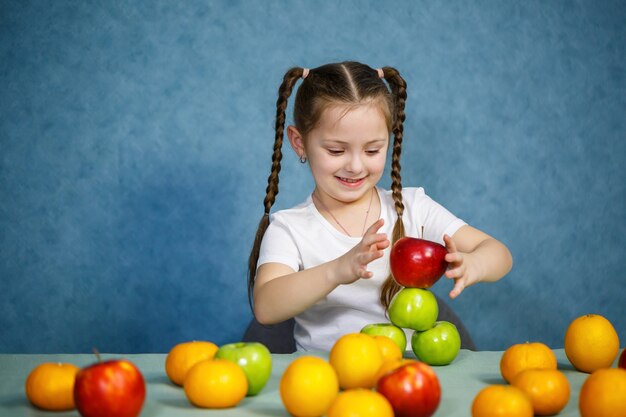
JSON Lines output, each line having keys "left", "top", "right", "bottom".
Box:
{"left": 443, "top": 234, "right": 484, "bottom": 299}
{"left": 334, "top": 219, "right": 390, "bottom": 285}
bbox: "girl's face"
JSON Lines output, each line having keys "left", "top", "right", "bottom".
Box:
{"left": 290, "top": 103, "right": 390, "bottom": 207}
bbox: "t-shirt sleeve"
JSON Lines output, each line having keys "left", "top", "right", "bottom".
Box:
{"left": 405, "top": 188, "right": 467, "bottom": 245}
{"left": 257, "top": 213, "right": 302, "bottom": 273}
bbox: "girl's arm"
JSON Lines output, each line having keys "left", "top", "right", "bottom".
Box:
{"left": 443, "top": 225, "right": 513, "bottom": 299}
{"left": 253, "top": 219, "right": 390, "bottom": 324}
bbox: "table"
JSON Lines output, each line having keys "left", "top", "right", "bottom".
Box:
{"left": 0, "top": 349, "right": 604, "bottom": 416}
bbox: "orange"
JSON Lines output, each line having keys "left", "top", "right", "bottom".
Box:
{"left": 511, "top": 369, "right": 570, "bottom": 415}
{"left": 183, "top": 359, "right": 247, "bottom": 408}
{"left": 25, "top": 362, "right": 80, "bottom": 411}
{"left": 165, "top": 340, "right": 218, "bottom": 385}
{"left": 564, "top": 314, "right": 620, "bottom": 373}
{"left": 329, "top": 333, "right": 383, "bottom": 389}
{"left": 327, "top": 388, "right": 394, "bottom": 417}
{"left": 579, "top": 367, "right": 626, "bottom": 417}
{"left": 471, "top": 384, "right": 533, "bottom": 417}
{"left": 375, "top": 358, "right": 418, "bottom": 381}
{"left": 373, "top": 335, "right": 403, "bottom": 363}
{"left": 499, "top": 342, "right": 557, "bottom": 383}
{"left": 280, "top": 355, "right": 339, "bottom": 417}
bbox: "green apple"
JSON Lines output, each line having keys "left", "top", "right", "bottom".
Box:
{"left": 388, "top": 288, "right": 438, "bottom": 331}
{"left": 411, "top": 321, "right": 461, "bottom": 366}
{"left": 215, "top": 342, "right": 272, "bottom": 396}
{"left": 360, "top": 323, "right": 407, "bottom": 352}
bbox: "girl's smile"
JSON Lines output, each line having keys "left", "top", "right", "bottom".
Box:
{"left": 336, "top": 176, "right": 365, "bottom": 186}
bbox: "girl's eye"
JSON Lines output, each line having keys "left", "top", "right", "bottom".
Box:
{"left": 327, "top": 149, "right": 344, "bottom": 155}
{"left": 366, "top": 149, "right": 381, "bottom": 155}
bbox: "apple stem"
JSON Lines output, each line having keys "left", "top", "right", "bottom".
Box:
{"left": 93, "top": 347, "right": 102, "bottom": 363}
{"left": 421, "top": 225, "right": 425, "bottom": 239}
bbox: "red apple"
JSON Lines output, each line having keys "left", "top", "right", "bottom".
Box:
{"left": 74, "top": 359, "right": 146, "bottom": 417}
{"left": 376, "top": 361, "right": 441, "bottom": 417}
{"left": 619, "top": 348, "right": 626, "bottom": 369}
{"left": 390, "top": 237, "right": 448, "bottom": 288}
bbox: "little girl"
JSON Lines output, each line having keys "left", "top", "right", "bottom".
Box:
{"left": 248, "top": 61, "right": 512, "bottom": 351}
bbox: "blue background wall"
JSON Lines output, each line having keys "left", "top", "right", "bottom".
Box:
{"left": 1, "top": 0, "right": 624, "bottom": 353}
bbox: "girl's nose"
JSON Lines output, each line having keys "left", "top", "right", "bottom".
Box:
{"left": 345, "top": 153, "right": 364, "bottom": 173}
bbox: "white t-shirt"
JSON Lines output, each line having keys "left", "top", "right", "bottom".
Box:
{"left": 257, "top": 187, "right": 466, "bottom": 351}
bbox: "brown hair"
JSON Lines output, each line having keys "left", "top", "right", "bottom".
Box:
{"left": 247, "top": 61, "right": 408, "bottom": 312}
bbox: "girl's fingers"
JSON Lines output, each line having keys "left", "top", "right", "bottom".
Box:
{"left": 443, "top": 234, "right": 457, "bottom": 253}
{"left": 361, "top": 234, "right": 389, "bottom": 252}
{"left": 445, "top": 252, "right": 462, "bottom": 263}
{"left": 364, "top": 232, "right": 388, "bottom": 244}
{"left": 449, "top": 280, "right": 465, "bottom": 299}
{"left": 360, "top": 250, "right": 384, "bottom": 265}
{"left": 373, "top": 249, "right": 385, "bottom": 261}
{"left": 355, "top": 249, "right": 386, "bottom": 278}
{"left": 365, "top": 218, "right": 384, "bottom": 235}
{"left": 352, "top": 218, "right": 388, "bottom": 280}
{"left": 445, "top": 266, "right": 464, "bottom": 279}
{"left": 358, "top": 268, "right": 373, "bottom": 279}
{"left": 376, "top": 239, "right": 390, "bottom": 250}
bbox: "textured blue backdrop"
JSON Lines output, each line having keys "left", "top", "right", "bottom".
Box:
{"left": 1, "top": 0, "right": 624, "bottom": 353}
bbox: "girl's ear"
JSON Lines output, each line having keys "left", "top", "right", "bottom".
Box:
{"left": 287, "top": 125, "right": 306, "bottom": 158}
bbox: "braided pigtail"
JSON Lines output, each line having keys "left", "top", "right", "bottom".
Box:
{"left": 247, "top": 67, "right": 306, "bottom": 310}
{"left": 379, "top": 66, "right": 409, "bottom": 310}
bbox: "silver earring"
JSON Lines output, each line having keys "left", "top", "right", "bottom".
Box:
{"left": 299, "top": 155, "right": 307, "bottom": 163}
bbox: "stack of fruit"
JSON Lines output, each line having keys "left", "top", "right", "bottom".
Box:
{"left": 363, "top": 236, "right": 461, "bottom": 366}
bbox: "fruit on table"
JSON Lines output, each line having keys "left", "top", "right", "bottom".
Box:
{"left": 329, "top": 333, "right": 384, "bottom": 389}
{"left": 372, "top": 335, "right": 403, "bottom": 362}
{"left": 327, "top": 388, "right": 394, "bottom": 417}
{"left": 411, "top": 320, "right": 461, "bottom": 366}
{"left": 165, "top": 340, "right": 218, "bottom": 385}
{"left": 471, "top": 384, "right": 533, "bottom": 417}
{"left": 280, "top": 355, "right": 339, "bottom": 417}
{"left": 499, "top": 342, "right": 557, "bottom": 383}
{"left": 511, "top": 369, "right": 570, "bottom": 416}
{"left": 578, "top": 367, "right": 626, "bottom": 417}
{"left": 74, "top": 359, "right": 146, "bottom": 417}
{"left": 564, "top": 313, "right": 620, "bottom": 373}
{"left": 388, "top": 287, "right": 438, "bottom": 331}
{"left": 184, "top": 358, "right": 247, "bottom": 408}
{"left": 375, "top": 358, "right": 418, "bottom": 382}
{"left": 215, "top": 341, "right": 272, "bottom": 396}
{"left": 578, "top": 368, "right": 626, "bottom": 417}
{"left": 390, "top": 236, "right": 448, "bottom": 288}
{"left": 360, "top": 322, "right": 407, "bottom": 352}
{"left": 376, "top": 361, "right": 441, "bottom": 417}
{"left": 25, "top": 362, "right": 80, "bottom": 411}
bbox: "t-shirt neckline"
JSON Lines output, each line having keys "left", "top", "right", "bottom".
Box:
{"left": 308, "top": 186, "right": 386, "bottom": 241}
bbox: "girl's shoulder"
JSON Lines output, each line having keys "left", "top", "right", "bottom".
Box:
{"left": 268, "top": 196, "right": 315, "bottom": 227}
{"left": 378, "top": 186, "right": 428, "bottom": 206}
